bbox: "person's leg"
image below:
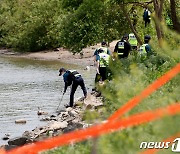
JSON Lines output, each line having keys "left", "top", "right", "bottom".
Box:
{"left": 145, "top": 20, "right": 147, "bottom": 27}
{"left": 69, "top": 80, "right": 78, "bottom": 107}
{"left": 100, "top": 67, "right": 107, "bottom": 81}
{"left": 79, "top": 77, "right": 87, "bottom": 97}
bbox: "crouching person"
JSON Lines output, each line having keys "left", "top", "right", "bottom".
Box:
{"left": 59, "top": 68, "right": 87, "bottom": 108}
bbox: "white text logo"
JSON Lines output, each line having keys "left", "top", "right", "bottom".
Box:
{"left": 140, "top": 138, "right": 180, "bottom": 152}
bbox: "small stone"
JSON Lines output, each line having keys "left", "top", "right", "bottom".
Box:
{"left": 84, "top": 66, "right": 90, "bottom": 71}
{"left": 37, "top": 111, "right": 48, "bottom": 116}
{"left": 85, "top": 104, "right": 93, "bottom": 110}
{"left": 69, "top": 110, "right": 79, "bottom": 117}
{"left": 40, "top": 117, "right": 51, "bottom": 121}
{"left": 50, "top": 115, "right": 56, "bottom": 118}
{"left": 2, "top": 136, "right": 9, "bottom": 140}
{"left": 66, "top": 107, "right": 73, "bottom": 112}
{"left": 15, "top": 119, "right": 26, "bottom": 124}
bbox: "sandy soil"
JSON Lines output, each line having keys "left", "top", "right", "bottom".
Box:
{"left": 0, "top": 41, "right": 118, "bottom": 67}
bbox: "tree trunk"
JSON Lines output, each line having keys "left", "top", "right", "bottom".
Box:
{"left": 122, "top": 5, "right": 143, "bottom": 45}
{"left": 153, "top": 0, "right": 164, "bottom": 43}
{"left": 170, "top": 0, "right": 180, "bottom": 33}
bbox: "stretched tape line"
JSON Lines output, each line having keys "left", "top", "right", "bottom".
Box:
{"left": 6, "top": 103, "right": 180, "bottom": 154}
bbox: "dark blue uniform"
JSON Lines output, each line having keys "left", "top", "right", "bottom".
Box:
{"left": 63, "top": 70, "right": 87, "bottom": 107}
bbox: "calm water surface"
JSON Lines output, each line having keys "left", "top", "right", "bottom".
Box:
{"left": 0, "top": 55, "right": 94, "bottom": 145}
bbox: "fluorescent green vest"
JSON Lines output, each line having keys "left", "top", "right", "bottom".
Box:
{"left": 129, "top": 33, "right": 137, "bottom": 46}
{"left": 139, "top": 44, "right": 148, "bottom": 54}
{"left": 99, "top": 53, "right": 110, "bottom": 67}
{"left": 139, "top": 44, "right": 148, "bottom": 59}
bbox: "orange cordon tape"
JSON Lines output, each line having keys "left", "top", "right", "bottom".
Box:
{"left": 141, "top": 132, "right": 180, "bottom": 154}
{"left": 1, "top": 63, "right": 179, "bottom": 154}
{"left": 6, "top": 103, "right": 180, "bottom": 154}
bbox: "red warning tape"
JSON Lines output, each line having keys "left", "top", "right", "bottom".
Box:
{"left": 0, "top": 63, "right": 179, "bottom": 154}
{"left": 6, "top": 103, "right": 180, "bottom": 154}
{"left": 141, "top": 132, "right": 180, "bottom": 154}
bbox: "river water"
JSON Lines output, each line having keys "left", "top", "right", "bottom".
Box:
{"left": 0, "top": 55, "right": 95, "bottom": 145}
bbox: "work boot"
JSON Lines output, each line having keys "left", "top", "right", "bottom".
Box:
{"left": 64, "top": 104, "right": 73, "bottom": 108}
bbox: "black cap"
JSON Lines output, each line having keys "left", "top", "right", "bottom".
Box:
{"left": 144, "top": 35, "right": 151, "bottom": 41}
{"left": 122, "top": 34, "right": 129, "bottom": 40}
{"left": 101, "top": 41, "right": 107, "bottom": 46}
{"left": 123, "top": 34, "right": 129, "bottom": 38}
{"left": 59, "top": 68, "right": 66, "bottom": 76}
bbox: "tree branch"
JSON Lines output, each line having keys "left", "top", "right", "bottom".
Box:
{"left": 121, "top": 4, "right": 143, "bottom": 45}
{"left": 123, "top": 1, "right": 153, "bottom": 8}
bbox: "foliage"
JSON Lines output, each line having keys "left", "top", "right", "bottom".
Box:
{"left": 0, "top": 0, "right": 66, "bottom": 51}
{"left": 0, "top": 0, "right": 130, "bottom": 52}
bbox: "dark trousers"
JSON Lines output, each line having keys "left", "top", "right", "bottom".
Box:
{"left": 145, "top": 19, "right": 150, "bottom": 27}
{"left": 70, "top": 76, "right": 87, "bottom": 106}
{"left": 95, "top": 67, "right": 107, "bottom": 83}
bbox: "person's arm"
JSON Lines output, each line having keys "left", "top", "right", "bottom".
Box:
{"left": 63, "top": 72, "right": 71, "bottom": 94}
{"left": 107, "top": 48, "right": 111, "bottom": 55}
{"left": 145, "top": 45, "right": 151, "bottom": 53}
{"left": 93, "top": 49, "right": 98, "bottom": 64}
{"left": 96, "top": 55, "right": 100, "bottom": 74}
{"left": 64, "top": 82, "right": 68, "bottom": 94}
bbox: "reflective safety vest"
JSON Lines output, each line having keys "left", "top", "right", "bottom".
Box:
{"left": 117, "top": 41, "right": 125, "bottom": 55}
{"left": 68, "top": 70, "right": 81, "bottom": 77}
{"left": 99, "top": 53, "right": 110, "bottom": 67}
{"left": 98, "top": 47, "right": 108, "bottom": 54}
{"left": 139, "top": 44, "right": 148, "bottom": 59}
{"left": 129, "top": 33, "right": 137, "bottom": 47}
{"left": 139, "top": 44, "right": 148, "bottom": 54}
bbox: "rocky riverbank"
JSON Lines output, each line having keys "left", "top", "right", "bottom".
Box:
{"left": 1, "top": 91, "right": 104, "bottom": 151}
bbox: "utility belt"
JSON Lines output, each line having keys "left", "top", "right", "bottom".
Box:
{"left": 74, "top": 74, "right": 81, "bottom": 78}
{"left": 68, "top": 70, "right": 81, "bottom": 78}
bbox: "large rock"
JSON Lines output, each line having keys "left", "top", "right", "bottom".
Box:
{"left": 84, "top": 94, "right": 103, "bottom": 108}
{"left": 63, "top": 122, "right": 83, "bottom": 133}
{"left": 22, "top": 131, "right": 34, "bottom": 139}
{"left": 8, "top": 137, "right": 28, "bottom": 146}
{"left": 48, "top": 121, "right": 68, "bottom": 130}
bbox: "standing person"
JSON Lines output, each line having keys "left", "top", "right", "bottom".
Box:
{"left": 59, "top": 68, "right": 87, "bottom": 108}
{"left": 139, "top": 35, "right": 151, "bottom": 57}
{"left": 114, "top": 34, "right": 131, "bottom": 59}
{"left": 129, "top": 33, "right": 138, "bottom": 50}
{"left": 143, "top": 8, "right": 151, "bottom": 27}
{"left": 96, "top": 49, "right": 110, "bottom": 83}
{"left": 93, "top": 41, "right": 111, "bottom": 64}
